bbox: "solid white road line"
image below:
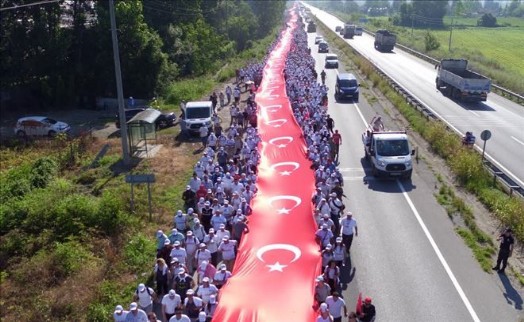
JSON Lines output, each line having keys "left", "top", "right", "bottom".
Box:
{"left": 469, "top": 110, "right": 480, "bottom": 117}
{"left": 397, "top": 180, "right": 480, "bottom": 322}
{"left": 511, "top": 136, "right": 524, "bottom": 147}
{"left": 351, "top": 99, "right": 481, "bottom": 321}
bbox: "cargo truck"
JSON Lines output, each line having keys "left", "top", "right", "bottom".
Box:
{"left": 374, "top": 29, "right": 396, "bottom": 52}
{"left": 343, "top": 24, "right": 356, "bottom": 39}
{"left": 435, "top": 59, "right": 491, "bottom": 102}
{"left": 307, "top": 21, "right": 316, "bottom": 33}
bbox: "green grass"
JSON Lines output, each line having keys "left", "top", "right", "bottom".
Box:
{"left": 457, "top": 227, "right": 496, "bottom": 272}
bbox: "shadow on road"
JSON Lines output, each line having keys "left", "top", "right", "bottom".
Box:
{"left": 360, "top": 158, "right": 416, "bottom": 193}
{"left": 498, "top": 273, "right": 523, "bottom": 310}
{"left": 339, "top": 254, "right": 356, "bottom": 292}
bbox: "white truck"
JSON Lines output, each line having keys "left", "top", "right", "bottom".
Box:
{"left": 179, "top": 101, "right": 213, "bottom": 136}
{"left": 435, "top": 59, "right": 491, "bottom": 102}
{"left": 362, "top": 116, "right": 415, "bottom": 180}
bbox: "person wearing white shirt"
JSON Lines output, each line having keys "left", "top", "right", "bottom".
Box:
{"left": 196, "top": 277, "right": 218, "bottom": 303}
{"left": 215, "top": 225, "right": 231, "bottom": 242}
{"left": 194, "top": 243, "right": 212, "bottom": 268}
{"left": 169, "top": 241, "right": 187, "bottom": 266}
{"left": 339, "top": 211, "right": 358, "bottom": 253}
{"left": 113, "top": 305, "right": 128, "bottom": 322}
{"left": 325, "top": 292, "right": 347, "bottom": 322}
{"left": 125, "top": 302, "right": 148, "bottom": 322}
{"left": 207, "top": 132, "right": 217, "bottom": 151}
{"left": 194, "top": 162, "right": 205, "bottom": 179}
{"left": 188, "top": 173, "right": 201, "bottom": 192}
{"left": 168, "top": 309, "right": 190, "bottom": 322}
{"left": 218, "top": 236, "right": 237, "bottom": 271}
{"left": 133, "top": 284, "right": 156, "bottom": 313}
{"left": 316, "top": 224, "right": 334, "bottom": 249}
{"left": 210, "top": 213, "right": 227, "bottom": 231}
{"left": 213, "top": 264, "right": 232, "bottom": 289}
{"left": 203, "top": 229, "right": 219, "bottom": 266}
{"left": 183, "top": 289, "right": 203, "bottom": 320}
{"left": 162, "top": 289, "right": 182, "bottom": 322}
{"left": 173, "top": 210, "right": 187, "bottom": 232}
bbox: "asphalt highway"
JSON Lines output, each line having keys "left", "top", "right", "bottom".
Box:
{"left": 306, "top": 4, "right": 524, "bottom": 191}
{"left": 308, "top": 24, "right": 522, "bottom": 321}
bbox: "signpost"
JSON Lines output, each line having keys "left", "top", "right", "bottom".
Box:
{"left": 125, "top": 174, "right": 155, "bottom": 221}
{"left": 480, "top": 129, "right": 492, "bottom": 160}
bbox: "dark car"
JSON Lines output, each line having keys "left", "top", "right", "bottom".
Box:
{"left": 335, "top": 73, "right": 360, "bottom": 101}
{"left": 115, "top": 107, "right": 177, "bottom": 129}
{"left": 318, "top": 41, "right": 329, "bottom": 53}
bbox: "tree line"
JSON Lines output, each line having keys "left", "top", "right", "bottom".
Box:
{"left": 0, "top": 0, "right": 286, "bottom": 110}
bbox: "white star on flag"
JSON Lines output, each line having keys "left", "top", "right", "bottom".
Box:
{"left": 277, "top": 207, "right": 290, "bottom": 214}
{"left": 277, "top": 144, "right": 287, "bottom": 148}
{"left": 266, "top": 262, "right": 287, "bottom": 272}
{"left": 279, "top": 171, "right": 291, "bottom": 176}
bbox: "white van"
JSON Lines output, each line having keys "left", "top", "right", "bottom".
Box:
{"left": 180, "top": 101, "right": 213, "bottom": 135}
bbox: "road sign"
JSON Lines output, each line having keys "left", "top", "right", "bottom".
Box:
{"left": 480, "top": 130, "right": 491, "bottom": 160}
{"left": 125, "top": 174, "right": 155, "bottom": 183}
{"left": 480, "top": 130, "right": 491, "bottom": 141}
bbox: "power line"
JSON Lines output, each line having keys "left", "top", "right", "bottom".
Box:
{"left": 0, "top": 0, "right": 60, "bottom": 12}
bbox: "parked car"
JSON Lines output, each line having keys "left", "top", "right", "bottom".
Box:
{"left": 318, "top": 41, "right": 329, "bottom": 53}
{"left": 314, "top": 36, "right": 324, "bottom": 44}
{"left": 14, "top": 116, "right": 71, "bottom": 137}
{"left": 115, "top": 107, "right": 177, "bottom": 129}
{"left": 324, "top": 54, "right": 339, "bottom": 69}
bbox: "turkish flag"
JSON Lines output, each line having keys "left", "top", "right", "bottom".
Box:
{"left": 212, "top": 6, "right": 322, "bottom": 322}
{"left": 356, "top": 292, "right": 363, "bottom": 316}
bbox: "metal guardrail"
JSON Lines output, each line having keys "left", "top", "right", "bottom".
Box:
{"left": 322, "top": 22, "right": 524, "bottom": 198}
{"left": 364, "top": 30, "right": 524, "bottom": 104}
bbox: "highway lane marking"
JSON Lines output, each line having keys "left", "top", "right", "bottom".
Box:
{"left": 511, "top": 136, "right": 524, "bottom": 146}
{"left": 468, "top": 110, "right": 480, "bottom": 117}
{"left": 397, "top": 181, "right": 481, "bottom": 322}
{"left": 352, "top": 99, "right": 481, "bottom": 321}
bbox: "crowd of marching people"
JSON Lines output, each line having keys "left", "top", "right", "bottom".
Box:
{"left": 112, "top": 11, "right": 376, "bottom": 322}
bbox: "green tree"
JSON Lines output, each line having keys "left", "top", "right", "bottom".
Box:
{"left": 412, "top": 0, "right": 448, "bottom": 27}
{"left": 248, "top": 0, "right": 286, "bottom": 38}
{"left": 477, "top": 13, "right": 497, "bottom": 27}
{"left": 424, "top": 31, "right": 441, "bottom": 51}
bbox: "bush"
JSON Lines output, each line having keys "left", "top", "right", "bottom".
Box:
{"left": 30, "top": 157, "right": 58, "bottom": 188}
{"left": 123, "top": 233, "right": 156, "bottom": 273}
{"left": 424, "top": 31, "right": 440, "bottom": 51}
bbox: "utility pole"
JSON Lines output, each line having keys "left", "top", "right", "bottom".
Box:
{"left": 448, "top": 15, "right": 454, "bottom": 52}
{"left": 109, "top": 0, "right": 130, "bottom": 165}
{"left": 411, "top": 14, "right": 414, "bottom": 42}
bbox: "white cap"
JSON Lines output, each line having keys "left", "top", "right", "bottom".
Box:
{"left": 129, "top": 302, "right": 138, "bottom": 310}
{"left": 198, "top": 311, "right": 207, "bottom": 322}
{"left": 114, "top": 305, "right": 123, "bottom": 313}
{"left": 169, "top": 289, "right": 177, "bottom": 296}
{"left": 138, "top": 283, "right": 145, "bottom": 292}
{"left": 320, "top": 302, "right": 328, "bottom": 312}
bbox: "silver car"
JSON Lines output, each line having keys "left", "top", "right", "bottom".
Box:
{"left": 14, "top": 116, "right": 71, "bottom": 137}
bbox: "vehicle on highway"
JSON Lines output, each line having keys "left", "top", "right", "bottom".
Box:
{"left": 179, "top": 101, "right": 213, "bottom": 135}
{"left": 318, "top": 41, "right": 329, "bottom": 53}
{"left": 115, "top": 107, "right": 177, "bottom": 129}
{"left": 335, "top": 26, "right": 342, "bottom": 32}
{"left": 435, "top": 59, "right": 491, "bottom": 102}
{"left": 314, "top": 36, "right": 324, "bottom": 44}
{"left": 374, "top": 29, "right": 396, "bottom": 52}
{"left": 334, "top": 72, "right": 359, "bottom": 101}
{"left": 343, "top": 24, "right": 356, "bottom": 39}
{"left": 307, "top": 21, "right": 316, "bottom": 33}
{"left": 362, "top": 116, "right": 415, "bottom": 180}
{"left": 324, "top": 54, "right": 339, "bottom": 69}
{"left": 355, "top": 26, "right": 363, "bottom": 36}
{"left": 14, "top": 116, "right": 71, "bottom": 137}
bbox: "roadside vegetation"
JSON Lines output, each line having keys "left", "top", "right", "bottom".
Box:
{"left": 316, "top": 19, "right": 524, "bottom": 276}
{"left": 0, "top": 24, "right": 277, "bottom": 322}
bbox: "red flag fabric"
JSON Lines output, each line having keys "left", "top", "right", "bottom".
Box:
{"left": 356, "top": 292, "right": 363, "bottom": 315}
{"left": 212, "top": 8, "right": 322, "bottom": 322}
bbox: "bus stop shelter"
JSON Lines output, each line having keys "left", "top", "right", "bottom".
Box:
{"left": 127, "top": 109, "right": 160, "bottom": 157}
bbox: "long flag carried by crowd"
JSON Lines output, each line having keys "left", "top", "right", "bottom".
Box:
{"left": 213, "top": 6, "right": 322, "bottom": 322}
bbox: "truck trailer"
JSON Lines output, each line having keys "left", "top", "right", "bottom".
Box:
{"left": 435, "top": 59, "right": 491, "bottom": 102}
{"left": 374, "top": 29, "right": 396, "bottom": 52}
{"left": 343, "top": 24, "right": 356, "bottom": 39}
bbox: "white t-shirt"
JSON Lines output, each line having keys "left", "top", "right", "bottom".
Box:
{"left": 316, "top": 314, "right": 333, "bottom": 322}
{"left": 219, "top": 240, "right": 238, "bottom": 260}
{"left": 183, "top": 296, "right": 203, "bottom": 308}
{"left": 340, "top": 217, "right": 357, "bottom": 236}
{"left": 162, "top": 294, "right": 181, "bottom": 314}
{"left": 325, "top": 296, "right": 346, "bottom": 318}
{"left": 169, "top": 314, "right": 191, "bottom": 322}
{"left": 113, "top": 311, "right": 128, "bottom": 322}
{"left": 197, "top": 284, "right": 218, "bottom": 303}
{"left": 136, "top": 287, "right": 155, "bottom": 308}
{"left": 170, "top": 247, "right": 188, "bottom": 265}
{"left": 203, "top": 234, "right": 219, "bottom": 253}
